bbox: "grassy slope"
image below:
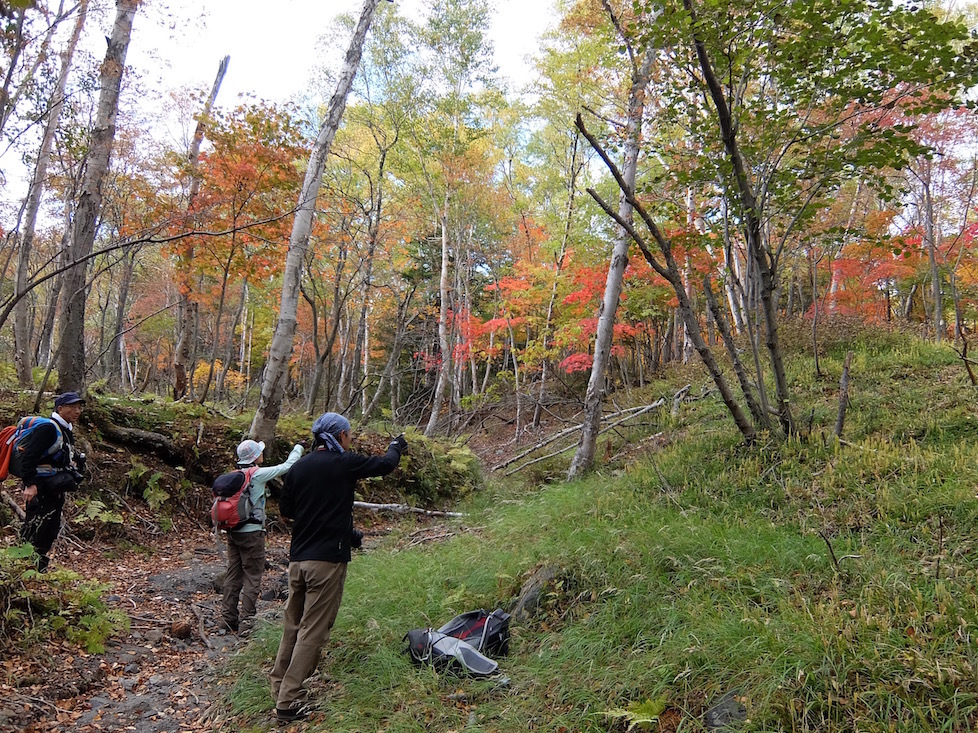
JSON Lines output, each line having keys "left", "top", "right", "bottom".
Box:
{"left": 229, "top": 325, "right": 978, "bottom": 732}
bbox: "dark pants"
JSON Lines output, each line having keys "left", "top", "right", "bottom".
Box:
{"left": 221, "top": 530, "right": 266, "bottom": 629}
{"left": 20, "top": 481, "right": 68, "bottom": 570}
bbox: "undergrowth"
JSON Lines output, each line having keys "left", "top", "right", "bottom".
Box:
{"left": 214, "top": 330, "right": 978, "bottom": 730}
{"left": 0, "top": 545, "right": 129, "bottom": 654}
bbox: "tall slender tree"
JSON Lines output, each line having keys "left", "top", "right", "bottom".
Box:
{"left": 58, "top": 0, "right": 138, "bottom": 393}
{"left": 251, "top": 0, "right": 384, "bottom": 446}
{"left": 173, "top": 56, "right": 230, "bottom": 400}
{"left": 12, "top": 0, "right": 88, "bottom": 386}
{"left": 568, "top": 0, "right": 654, "bottom": 478}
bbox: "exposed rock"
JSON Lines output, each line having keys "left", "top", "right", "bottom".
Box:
{"left": 170, "top": 619, "right": 193, "bottom": 639}
{"left": 704, "top": 690, "right": 747, "bottom": 730}
{"left": 510, "top": 565, "right": 558, "bottom": 621}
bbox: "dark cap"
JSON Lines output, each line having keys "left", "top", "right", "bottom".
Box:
{"left": 54, "top": 391, "right": 86, "bottom": 407}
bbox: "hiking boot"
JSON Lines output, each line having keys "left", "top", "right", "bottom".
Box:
{"left": 276, "top": 703, "right": 312, "bottom": 723}
{"left": 238, "top": 618, "right": 255, "bottom": 638}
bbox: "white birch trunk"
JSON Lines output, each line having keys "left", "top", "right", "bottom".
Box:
{"left": 13, "top": 0, "right": 88, "bottom": 386}
{"left": 424, "top": 212, "right": 453, "bottom": 436}
{"left": 251, "top": 0, "right": 382, "bottom": 443}
{"left": 568, "top": 52, "right": 654, "bottom": 479}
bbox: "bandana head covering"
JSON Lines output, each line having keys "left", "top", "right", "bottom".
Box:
{"left": 312, "top": 412, "right": 350, "bottom": 453}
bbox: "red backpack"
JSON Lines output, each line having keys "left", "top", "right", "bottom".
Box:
{"left": 210, "top": 466, "right": 260, "bottom": 531}
{"left": 0, "top": 424, "right": 17, "bottom": 481}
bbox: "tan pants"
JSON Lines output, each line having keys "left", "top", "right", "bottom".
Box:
{"left": 221, "top": 530, "right": 265, "bottom": 629}
{"left": 270, "top": 560, "right": 348, "bottom": 709}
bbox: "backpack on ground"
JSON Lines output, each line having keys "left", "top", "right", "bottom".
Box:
{"left": 403, "top": 628, "right": 499, "bottom": 677}
{"left": 211, "top": 466, "right": 260, "bottom": 531}
{"left": 0, "top": 416, "right": 61, "bottom": 481}
{"left": 403, "top": 608, "right": 511, "bottom": 677}
{"left": 436, "top": 608, "right": 511, "bottom": 656}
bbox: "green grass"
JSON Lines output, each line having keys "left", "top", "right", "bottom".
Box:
{"left": 221, "top": 328, "right": 978, "bottom": 731}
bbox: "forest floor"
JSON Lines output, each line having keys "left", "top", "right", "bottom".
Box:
{"left": 2, "top": 521, "right": 278, "bottom": 733}
{"left": 0, "top": 393, "right": 585, "bottom": 733}
{"left": 0, "top": 514, "right": 429, "bottom": 733}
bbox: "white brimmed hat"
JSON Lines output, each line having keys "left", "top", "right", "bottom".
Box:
{"left": 236, "top": 439, "right": 265, "bottom": 465}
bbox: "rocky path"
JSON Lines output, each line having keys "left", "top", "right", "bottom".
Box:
{"left": 1, "top": 529, "right": 293, "bottom": 733}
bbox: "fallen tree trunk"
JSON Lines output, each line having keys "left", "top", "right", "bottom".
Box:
{"left": 502, "top": 399, "right": 667, "bottom": 477}
{"left": 492, "top": 401, "right": 665, "bottom": 472}
{"left": 98, "top": 423, "right": 184, "bottom": 463}
{"left": 354, "top": 501, "right": 464, "bottom": 518}
{"left": 2, "top": 489, "right": 25, "bottom": 521}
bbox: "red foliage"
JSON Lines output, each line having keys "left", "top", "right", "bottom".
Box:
{"left": 559, "top": 352, "right": 593, "bottom": 373}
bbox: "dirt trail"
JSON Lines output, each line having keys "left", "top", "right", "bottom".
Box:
{"left": 1, "top": 527, "right": 293, "bottom": 733}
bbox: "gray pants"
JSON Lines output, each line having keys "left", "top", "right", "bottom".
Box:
{"left": 270, "top": 560, "right": 348, "bottom": 710}
{"left": 220, "top": 530, "right": 265, "bottom": 629}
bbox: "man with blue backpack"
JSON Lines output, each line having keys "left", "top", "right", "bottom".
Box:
{"left": 14, "top": 392, "right": 87, "bottom": 572}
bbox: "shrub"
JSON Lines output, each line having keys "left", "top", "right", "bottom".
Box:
{"left": 0, "top": 545, "right": 128, "bottom": 653}
{"left": 358, "top": 428, "right": 484, "bottom": 506}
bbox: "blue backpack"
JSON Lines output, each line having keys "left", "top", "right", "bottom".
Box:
{"left": 5, "top": 416, "right": 62, "bottom": 479}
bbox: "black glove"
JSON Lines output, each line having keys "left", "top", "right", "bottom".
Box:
{"left": 389, "top": 433, "right": 408, "bottom": 454}
{"left": 351, "top": 528, "right": 364, "bottom": 549}
{"left": 75, "top": 452, "right": 87, "bottom": 473}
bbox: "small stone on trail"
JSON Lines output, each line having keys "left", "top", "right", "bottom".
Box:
{"left": 170, "top": 619, "right": 193, "bottom": 639}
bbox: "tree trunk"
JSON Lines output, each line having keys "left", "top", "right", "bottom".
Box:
{"left": 685, "top": 0, "right": 793, "bottom": 434}
{"left": 424, "top": 212, "right": 453, "bottom": 436}
{"left": 58, "top": 0, "right": 138, "bottom": 394}
{"left": 13, "top": 0, "right": 88, "bottom": 387}
{"left": 0, "top": 7, "right": 27, "bottom": 140}
{"left": 106, "top": 247, "right": 137, "bottom": 386}
{"left": 568, "top": 48, "right": 653, "bottom": 479}
{"left": 921, "top": 159, "right": 943, "bottom": 342}
{"left": 362, "top": 288, "right": 418, "bottom": 422}
{"left": 174, "top": 55, "right": 229, "bottom": 400}
{"left": 810, "top": 248, "right": 823, "bottom": 377}
{"left": 704, "top": 276, "right": 766, "bottom": 427}
{"left": 722, "top": 200, "right": 746, "bottom": 333}
{"left": 534, "top": 134, "right": 580, "bottom": 429}
{"left": 251, "top": 0, "right": 381, "bottom": 444}
{"left": 574, "top": 113, "right": 757, "bottom": 444}
{"left": 217, "top": 280, "right": 248, "bottom": 400}
{"left": 37, "top": 209, "right": 73, "bottom": 369}
{"left": 351, "top": 176, "right": 384, "bottom": 416}
{"left": 0, "top": 1, "right": 75, "bottom": 139}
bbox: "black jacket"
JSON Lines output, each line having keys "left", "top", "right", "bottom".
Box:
{"left": 280, "top": 445, "right": 401, "bottom": 563}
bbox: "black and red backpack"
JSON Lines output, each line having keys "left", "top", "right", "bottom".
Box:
{"left": 210, "top": 466, "right": 260, "bottom": 531}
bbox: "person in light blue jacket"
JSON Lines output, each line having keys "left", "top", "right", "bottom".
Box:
{"left": 221, "top": 438, "right": 303, "bottom": 636}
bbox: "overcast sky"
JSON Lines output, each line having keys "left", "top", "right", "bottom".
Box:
{"left": 128, "top": 0, "right": 557, "bottom": 104}
{"left": 2, "top": 0, "right": 557, "bottom": 209}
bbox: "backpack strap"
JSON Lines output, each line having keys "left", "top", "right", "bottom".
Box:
{"left": 241, "top": 465, "right": 260, "bottom": 484}
{"left": 238, "top": 465, "right": 260, "bottom": 500}
{"left": 236, "top": 465, "right": 263, "bottom": 526}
